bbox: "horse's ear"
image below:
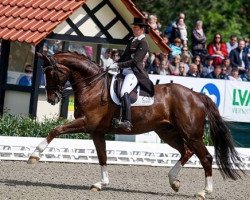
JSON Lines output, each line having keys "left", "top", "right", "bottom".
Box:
{"left": 36, "top": 52, "right": 50, "bottom": 65}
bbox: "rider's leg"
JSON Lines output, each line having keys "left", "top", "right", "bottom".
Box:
{"left": 118, "top": 73, "right": 138, "bottom": 131}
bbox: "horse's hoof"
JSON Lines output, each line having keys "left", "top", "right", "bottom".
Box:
{"left": 27, "top": 156, "right": 40, "bottom": 164}
{"left": 90, "top": 185, "right": 101, "bottom": 192}
{"left": 171, "top": 180, "right": 180, "bottom": 192}
{"left": 195, "top": 191, "right": 206, "bottom": 200}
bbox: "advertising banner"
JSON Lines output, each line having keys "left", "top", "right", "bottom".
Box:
{"left": 223, "top": 81, "right": 250, "bottom": 122}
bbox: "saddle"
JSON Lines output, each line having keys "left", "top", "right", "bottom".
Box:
{"left": 110, "top": 74, "right": 154, "bottom": 107}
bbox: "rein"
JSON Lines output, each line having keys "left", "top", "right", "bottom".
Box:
{"left": 44, "top": 55, "right": 110, "bottom": 103}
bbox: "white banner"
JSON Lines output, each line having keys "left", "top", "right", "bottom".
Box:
{"left": 223, "top": 81, "right": 250, "bottom": 122}
{"left": 149, "top": 75, "right": 250, "bottom": 122}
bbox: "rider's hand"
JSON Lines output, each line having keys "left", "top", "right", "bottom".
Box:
{"left": 109, "top": 63, "right": 118, "bottom": 69}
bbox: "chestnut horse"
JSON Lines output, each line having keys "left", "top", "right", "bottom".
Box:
{"left": 28, "top": 52, "right": 243, "bottom": 199}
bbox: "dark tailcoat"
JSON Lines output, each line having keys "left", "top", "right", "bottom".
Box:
{"left": 117, "top": 37, "right": 154, "bottom": 96}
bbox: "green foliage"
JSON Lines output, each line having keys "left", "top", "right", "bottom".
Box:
{"left": 203, "top": 119, "right": 213, "bottom": 146}
{"left": 134, "top": 0, "right": 249, "bottom": 43}
{"left": 0, "top": 113, "right": 114, "bottom": 140}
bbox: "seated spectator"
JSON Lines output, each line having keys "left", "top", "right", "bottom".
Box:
{"left": 156, "top": 57, "right": 170, "bottom": 75}
{"left": 229, "top": 39, "right": 250, "bottom": 74}
{"left": 205, "top": 65, "right": 223, "bottom": 79}
{"left": 111, "top": 50, "right": 120, "bottom": 62}
{"left": 161, "top": 34, "right": 170, "bottom": 45}
{"left": 222, "top": 58, "right": 232, "bottom": 76}
{"left": 220, "top": 66, "right": 228, "bottom": 79}
{"left": 169, "top": 54, "right": 181, "bottom": 75}
{"left": 227, "top": 68, "right": 242, "bottom": 81}
{"left": 186, "top": 63, "right": 200, "bottom": 77}
{"left": 241, "top": 69, "right": 250, "bottom": 82}
{"left": 179, "top": 62, "right": 186, "bottom": 76}
{"left": 181, "top": 53, "right": 191, "bottom": 73}
{"left": 191, "top": 20, "right": 207, "bottom": 59}
{"left": 201, "top": 56, "right": 214, "bottom": 77}
{"left": 147, "top": 56, "right": 160, "bottom": 74}
{"left": 100, "top": 49, "right": 113, "bottom": 70}
{"left": 169, "top": 38, "right": 182, "bottom": 59}
{"left": 207, "top": 33, "right": 228, "bottom": 65}
{"left": 192, "top": 55, "right": 204, "bottom": 76}
{"left": 18, "top": 64, "right": 33, "bottom": 86}
{"left": 226, "top": 35, "right": 238, "bottom": 54}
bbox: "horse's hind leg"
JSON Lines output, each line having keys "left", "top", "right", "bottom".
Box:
{"left": 156, "top": 130, "right": 194, "bottom": 192}
{"left": 27, "top": 117, "right": 87, "bottom": 164}
{"left": 188, "top": 139, "right": 213, "bottom": 200}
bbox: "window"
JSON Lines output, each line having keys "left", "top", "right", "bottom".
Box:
{"left": 7, "top": 41, "right": 35, "bottom": 86}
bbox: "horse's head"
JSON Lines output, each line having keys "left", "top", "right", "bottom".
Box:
{"left": 37, "top": 52, "right": 70, "bottom": 105}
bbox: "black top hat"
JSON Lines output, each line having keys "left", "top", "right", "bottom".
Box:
{"left": 131, "top": 17, "right": 149, "bottom": 26}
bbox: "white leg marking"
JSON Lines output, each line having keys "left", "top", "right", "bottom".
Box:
{"left": 31, "top": 139, "right": 49, "bottom": 158}
{"left": 204, "top": 176, "right": 213, "bottom": 193}
{"left": 196, "top": 176, "right": 213, "bottom": 199}
{"left": 168, "top": 160, "right": 182, "bottom": 184}
{"left": 92, "top": 165, "right": 109, "bottom": 190}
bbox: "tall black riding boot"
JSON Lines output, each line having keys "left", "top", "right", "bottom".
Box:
{"left": 121, "top": 92, "right": 132, "bottom": 131}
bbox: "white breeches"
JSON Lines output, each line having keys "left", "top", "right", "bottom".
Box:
{"left": 120, "top": 68, "right": 138, "bottom": 97}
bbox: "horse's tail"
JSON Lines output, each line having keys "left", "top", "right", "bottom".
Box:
{"left": 199, "top": 93, "right": 244, "bottom": 180}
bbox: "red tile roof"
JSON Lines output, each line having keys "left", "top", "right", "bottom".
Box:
{"left": 0, "top": 0, "right": 86, "bottom": 45}
{"left": 0, "top": 0, "right": 170, "bottom": 53}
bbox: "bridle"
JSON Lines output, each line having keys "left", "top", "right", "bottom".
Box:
{"left": 43, "top": 55, "right": 110, "bottom": 104}
{"left": 43, "top": 56, "right": 65, "bottom": 103}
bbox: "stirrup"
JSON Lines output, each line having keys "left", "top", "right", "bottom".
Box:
{"left": 112, "top": 118, "right": 132, "bottom": 132}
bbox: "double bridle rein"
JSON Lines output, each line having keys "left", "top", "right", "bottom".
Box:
{"left": 43, "top": 55, "right": 109, "bottom": 102}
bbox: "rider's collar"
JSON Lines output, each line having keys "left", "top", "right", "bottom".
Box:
{"left": 132, "top": 34, "right": 145, "bottom": 42}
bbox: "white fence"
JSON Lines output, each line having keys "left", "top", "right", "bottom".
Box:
{"left": 0, "top": 136, "right": 250, "bottom": 170}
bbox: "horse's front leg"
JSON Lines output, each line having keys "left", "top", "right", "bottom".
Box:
{"left": 90, "top": 133, "right": 109, "bottom": 191}
{"left": 27, "top": 117, "right": 87, "bottom": 164}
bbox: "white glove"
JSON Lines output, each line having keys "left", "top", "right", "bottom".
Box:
{"left": 109, "top": 63, "right": 118, "bottom": 69}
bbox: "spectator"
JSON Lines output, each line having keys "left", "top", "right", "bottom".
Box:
{"left": 192, "top": 55, "right": 204, "bottom": 76}
{"left": 169, "top": 38, "right": 182, "bottom": 59}
{"left": 156, "top": 56, "right": 171, "bottom": 75}
{"left": 169, "top": 54, "right": 181, "bottom": 75}
{"left": 227, "top": 68, "right": 242, "bottom": 81}
{"left": 161, "top": 34, "right": 170, "bottom": 45}
{"left": 191, "top": 20, "right": 207, "bottom": 59}
{"left": 226, "top": 35, "right": 238, "bottom": 54}
{"left": 222, "top": 58, "right": 232, "bottom": 76}
{"left": 148, "top": 14, "right": 158, "bottom": 30}
{"left": 186, "top": 63, "right": 200, "bottom": 77}
{"left": 111, "top": 50, "right": 120, "bottom": 62}
{"left": 18, "top": 64, "right": 33, "bottom": 86}
{"left": 147, "top": 56, "right": 160, "bottom": 74}
{"left": 244, "top": 37, "right": 250, "bottom": 62}
{"left": 201, "top": 55, "right": 214, "bottom": 77}
{"left": 207, "top": 33, "right": 228, "bottom": 65}
{"left": 229, "top": 39, "right": 250, "bottom": 74}
{"left": 179, "top": 62, "right": 186, "bottom": 76}
{"left": 177, "top": 18, "right": 188, "bottom": 45}
{"left": 220, "top": 66, "right": 228, "bottom": 79}
{"left": 241, "top": 68, "right": 250, "bottom": 82}
{"left": 181, "top": 53, "right": 191, "bottom": 73}
{"left": 165, "top": 13, "right": 185, "bottom": 43}
{"left": 100, "top": 49, "right": 113, "bottom": 70}
{"left": 205, "top": 65, "right": 223, "bottom": 79}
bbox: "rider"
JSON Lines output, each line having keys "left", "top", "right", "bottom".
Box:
{"left": 110, "top": 17, "right": 154, "bottom": 132}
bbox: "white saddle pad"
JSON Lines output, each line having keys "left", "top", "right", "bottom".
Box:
{"left": 110, "top": 75, "right": 154, "bottom": 106}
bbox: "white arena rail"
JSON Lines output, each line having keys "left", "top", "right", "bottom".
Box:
{"left": 0, "top": 136, "right": 250, "bottom": 170}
